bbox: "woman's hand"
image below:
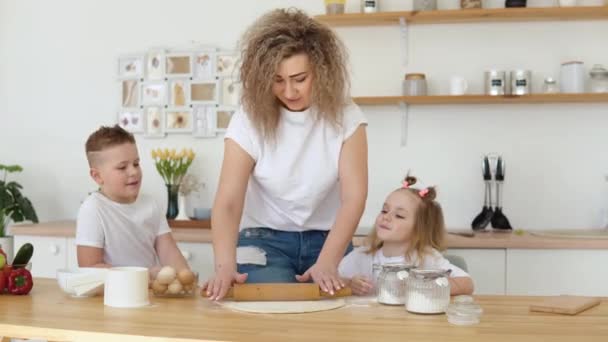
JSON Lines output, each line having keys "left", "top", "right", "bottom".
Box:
{"left": 295, "top": 261, "right": 344, "bottom": 295}
{"left": 202, "top": 265, "right": 248, "bottom": 301}
{"left": 350, "top": 275, "right": 374, "bottom": 296}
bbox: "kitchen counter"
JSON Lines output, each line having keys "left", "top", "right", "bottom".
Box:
{"left": 10, "top": 220, "right": 608, "bottom": 249}
{"left": 0, "top": 279, "right": 606, "bottom": 342}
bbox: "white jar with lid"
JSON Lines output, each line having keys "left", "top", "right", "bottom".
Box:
{"left": 406, "top": 269, "right": 451, "bottom": 314}
{"left": 560, "top": 61, "right": 585, "bottom": 94}
{"left": 589, "top": 64, "right": 608, "bottom": 93}
{"left": 376, "top": 263, "right": 415, "bottom": 305}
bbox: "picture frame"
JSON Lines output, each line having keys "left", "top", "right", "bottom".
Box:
{"left": 190, "top": 81, "right": 218, "bottom": 104}
{"left": 216, "top": 106, "right": 236, "bottom": 133}
{"left": 146, "top": 49, "right": 165, "bottom": 80}
{"left": 165, "top": 108, "right": 193, "bottom": 133}
{"left": 192, "top": 105, "right": 217, "bottom": 138}
{"left": 120, "top": 79, "right": 139, "bottom": 108}
{"left": 194, "top": 50, "right": 216, "bottom": 80}
{"left": 165, "top": 52, "right": 193, "bottom": 78}
{"left": 169, "top": 79, "right": 190, "bottom": 107}
{"left": 219, "top": 78, "right": 241, "bottom": 107}
{"left": 140, "top": 81, "right": 167, "bottom": 106}
{"left": 117, "top": 109, "right": 144, "bottom": 133}
{"left": 144, "top": 106, "right": 165, "bottom": 138}
{"left": 217, "top": 51, "right": 238, "bottom": 78}
{"left": 117, "top": 54, "right": 144, "bottom": 79}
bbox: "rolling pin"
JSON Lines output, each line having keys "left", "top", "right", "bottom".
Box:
{"left": 203, "top": 283, "right": 352, "bottom": 301}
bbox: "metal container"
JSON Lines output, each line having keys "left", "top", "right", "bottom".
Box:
{"left": 405, "top": 269, "right": 451, "bottom": 314}
{"left": 510, "top": 70, "right": 532, "bottom": 95}
{"left": 361, "top": 0, "right": 379, "bottom": 13}
{"left": 484, "top": 70, "right": 507, "bottom": 96}
{"left": 376, "top": 263, "right": 416, "bottom": 305}
{"left": 403, "top": 73, "right": 427, "bottom": 96}
{"left": 589, "top": 64, "right": 608, "bottom": 93}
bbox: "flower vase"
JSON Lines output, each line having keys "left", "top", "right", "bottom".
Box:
{"left": 175, "top": 193, "right": 190, "bottom": 220}
{"left": 166, "top": 184, "right": 180, "bottom": 220}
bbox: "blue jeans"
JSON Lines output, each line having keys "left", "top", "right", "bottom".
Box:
{"left": 237, "top": 227, "right": 353, "bottom": 283}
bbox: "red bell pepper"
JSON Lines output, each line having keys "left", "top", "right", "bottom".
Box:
{"left": 2, "top": 265, "right": 11, "bottom": 291}
{"left": 8, "top": 268, "right": 33, "bottom": 295}
{"left": 0, "top": 270, "right": 5, "bottom": 294}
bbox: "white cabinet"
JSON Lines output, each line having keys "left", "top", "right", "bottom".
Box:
{"left": 13, "top": 236, "right": 67, "bottom": 278}
{"left": 506, "top": 249, "right": 608, "bottom": 296}
{"left": 446, "top": 248, "right": 506, "bottom": 295}
{"left": 67, "top": 238, "right": 78, "bottom": 269}
{"left": 177, "top": 242, "right": 214, "bottom": 282}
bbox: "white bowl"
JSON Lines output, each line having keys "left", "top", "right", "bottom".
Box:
{"left": 104, "top": 267, "right": 150, "bottom": 308}
{"left": 56, "top": 268, "right": 108, "bottom": 297}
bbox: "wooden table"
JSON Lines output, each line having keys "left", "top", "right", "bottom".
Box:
{"left": 1, "top": 279, "right": 607, "bottom": 342}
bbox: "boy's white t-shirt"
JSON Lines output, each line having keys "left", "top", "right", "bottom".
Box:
{"left": 225, "top": 103, "right": 367, "bottom": 232}
{"left": 338, "top": 246, "right": 470, "bottom": 280}
{"left": 76, "top": 192, "right": 171, "bottom": 268}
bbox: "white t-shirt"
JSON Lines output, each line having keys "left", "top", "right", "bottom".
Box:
{"left": 339, "top": 246, "right": 470, "bottom": 280}
{"left": 225, "top": 103, "right": 367, "bottom": 232}
{"left": 76, "top": 192, "right": 171, "bottom": 268}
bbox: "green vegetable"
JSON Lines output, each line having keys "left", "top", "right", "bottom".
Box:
{"left": 13, "top": 243, "right": 33, "bottom": 268}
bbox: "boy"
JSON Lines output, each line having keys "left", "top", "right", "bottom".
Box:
{"left": 76, "top": 125, "right": 188, "bottom": 274}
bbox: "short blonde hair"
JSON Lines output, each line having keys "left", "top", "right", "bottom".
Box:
{"left": 366, "top": 175, "right": 446, "bottom": 265}
{"left": 85, "top": 125, "right": 135, "bottom": 166}
{"left": 239, "top": 8, "right": 350, "bottom": 141}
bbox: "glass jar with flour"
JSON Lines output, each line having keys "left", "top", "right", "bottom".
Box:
{"left": 406, "top": 269, "right": 451, "bottom": 314}
{"left": 376, "top": 264, "right": 416, "bottom": 305}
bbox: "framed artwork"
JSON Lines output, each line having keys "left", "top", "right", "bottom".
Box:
{"left": 118, "top": 54, "right": 144, "bottom": 79}
{"left": 146, "top": 49, "right": 165, "bottom": 80}
{"left": 144, "top": 106, "right": 165, "bottom": 138}
{"left": 216, "top": 107, "right": 236, "bottom": 132}
{"left": 217, "top": 52, "right": 237, "bottom": 78}
{"left": 165, "top": 53, "right": 192, "bottom": 78}
{"left": 220, "top": 78, "right": 241, "bottom": 107}
{"left": 121, "top": 80, "right": 139, "bottom": 108}
{"left": 169, "top": 79, "right": 189, "bottom": 107}
{"left": 192, "top": 105, "right": 217, "bottom": 138}
{"left": 165, "top": 109, "right": 193, "bottom": 133}
{"left": 190, "top": 81, "right": 218, "bottom": 104}
{"left": 194, "top": 50, "right": 216, "bottom": 79}
{"left": 141, "top": 82, "right": 167, "bottom": 106}
{"left": 118, "top": 109, "right": 144, "bottom": 133}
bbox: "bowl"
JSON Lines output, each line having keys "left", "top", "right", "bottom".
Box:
{"left": 56, "top": 267, "right": 108, "bottom": 298}
{"left": 151, "top": 266, "right": 198, "bottom": 297}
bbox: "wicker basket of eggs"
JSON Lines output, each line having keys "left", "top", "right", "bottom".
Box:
{"left": 152, "top": 266, "right": 198, "bottom": 297}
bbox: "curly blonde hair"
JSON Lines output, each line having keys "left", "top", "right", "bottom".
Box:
{"left": 239, "top": 8, "right": 350, "bottom": 141}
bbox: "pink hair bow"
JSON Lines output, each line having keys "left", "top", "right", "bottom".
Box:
{"left": 402, "top": 180, "right": 410, "bottom": 189}
{"left": 418, "top": 188, "right": 429, "bottom": 197}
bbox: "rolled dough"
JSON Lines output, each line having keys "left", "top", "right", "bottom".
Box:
{"left": 220, "top": 298, "right": 346, "bottom": 314}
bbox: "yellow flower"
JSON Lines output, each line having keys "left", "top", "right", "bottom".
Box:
{"left": 151, "top": 149, "right": 158, "bottom": 159}
{"left": 187, "top": 149, "right": 195, "bottom": 161}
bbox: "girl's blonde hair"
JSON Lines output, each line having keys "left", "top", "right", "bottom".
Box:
{"left": 366, "top": 175, "right": 446, "bottom": 265}
{"left": 239, "top": 8, "right": 350, "bottom": 141}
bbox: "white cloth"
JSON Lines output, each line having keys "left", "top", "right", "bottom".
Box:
{"left": 338, "top": 246, "right": 470, "bottom": 280}
{"left": 225, "top": 103, "right": 367, "bottom": 232}
{"left": 76, "top": 192, "right": 171, "bottom": 268}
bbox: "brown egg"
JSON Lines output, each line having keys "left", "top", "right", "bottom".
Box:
{"left": 167, "top": 279, "right": 183, "bottom": 294}
{"left": 152, "top": 280, "right": 168, "bottom": 295}
{"left": 177, "top": 269, "right": 195, "bottom": 285}
{"left": 156, "top": 266, "right": 177, "bottom": 285}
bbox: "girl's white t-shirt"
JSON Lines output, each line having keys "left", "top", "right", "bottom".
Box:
{"left": 339, "top": 246, "right": 470, "bottom": 280}
{"left": 225, "top": 103, "right": 367, "bottom": 232}
{"left": 76, "top": 192, "right": 171, "bottom": 268}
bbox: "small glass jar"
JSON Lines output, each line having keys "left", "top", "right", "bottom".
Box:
{"left": 590, "top": 64, "right": 608, "bottom": 93}
{"left": 461, "top": 0, "right": 482, "bottom": 8}
{"left": 361, "top": 0, "right": 379, "bottom": 13}
{"left": 403, "top": 73, "right": 427, "bottom": 96}
{"left": 376, "top": 263, "right": 415, "bottom": 305}
{"left": 406, "top": 269, "right": 451, "bottom": 314}
{"left": 414, "top": 0, "right": 437, "bottom": 11}
{"left": 542, "top": 77, "right": 559, "bottom": 94}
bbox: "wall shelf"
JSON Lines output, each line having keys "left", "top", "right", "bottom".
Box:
{"left": 315, "top": 6, "right": 608, "bottom": 26}
{"left": 353, "top": 93, "right": 608, "bottom": 105}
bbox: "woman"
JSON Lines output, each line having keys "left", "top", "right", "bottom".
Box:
{"left": 205, "top": 8, "right": 368, "bottom": 300}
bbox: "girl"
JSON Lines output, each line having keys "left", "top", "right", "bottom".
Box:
{"left": 339, "top": 175, "right": 474, "bottom": 296}
{"left": 205, "top": 8, "right": 368, "bottom": 301}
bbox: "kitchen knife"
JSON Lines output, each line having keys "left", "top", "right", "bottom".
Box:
{"left": 204, "top": 283, "right": 352, "bottom": 301}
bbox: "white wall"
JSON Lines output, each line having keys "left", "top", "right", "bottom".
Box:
{"left": 1, "top": 0, "right": 608, "bottom": 232}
